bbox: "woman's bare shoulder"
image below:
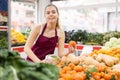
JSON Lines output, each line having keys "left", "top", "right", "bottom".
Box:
{"left": 35, "top": 23, "right": 46, "bottom": 29}
{"left": 34, "top": 24, "right": 41, "bottom": 29}
{"left": 32, "top": 24, "right": 45, "bottom": 33}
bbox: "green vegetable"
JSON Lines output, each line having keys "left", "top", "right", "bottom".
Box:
{"left": 0, "top": 50, "right": 60, "bottom": 80}
{"left": 0, "top": 66, "right": 16, "bottom": 80}
{"left": 85, "top": 71, "right": 92, "bottom": 80}
{"left": 0, "top": 66, "right": 4, "bottom": 78}
{"left": 111, "top": 75, "right": 115, "bottom": 80}
{"left": 18, "top": 70, "right": 50, "bottom": 80}
{"left": 87, "top": 67, "right": 98, "bottom": 72}
{"left": 85, "top": 67, "right": 98, "bottom": 80}
{"left": 103, "top": 70, "right": 108, "bottom": 74}
{"left": 61, "top": 61, "right": 71, "bottom": 68}
{"left": 35, "top": 63, "right": 59, "bottom": 80}
{"left": 51, "top": 55, "right": 59, "bottom": 60}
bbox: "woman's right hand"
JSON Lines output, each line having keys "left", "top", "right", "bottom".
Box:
{"left": 68, "top": 45, "right": 75, "bottom": 53}
{"left": 64, "top": 45, "right": 75, "bottom": 56}
{"left": 68, "top": 40, "right": 76, "bottom": 54}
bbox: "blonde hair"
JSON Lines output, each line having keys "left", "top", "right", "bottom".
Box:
{"left": 45, "top": 4, "right": 60, "bottom": 29}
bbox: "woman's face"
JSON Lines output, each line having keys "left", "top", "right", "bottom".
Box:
{"left": 45, "top": 6, "right": 58, "bottom": 23}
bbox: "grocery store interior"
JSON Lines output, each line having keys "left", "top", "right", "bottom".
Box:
{"left": 0, "top": 0, "right": 120, "bottom": 79}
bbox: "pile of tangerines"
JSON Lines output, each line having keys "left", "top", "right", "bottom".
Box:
{"left": 57, "top": 62, "right": 120, "bottom": 80}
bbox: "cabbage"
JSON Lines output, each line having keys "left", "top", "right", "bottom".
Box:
{"left": 109, "top": 37, "right": 117, "bottom": 42}
{"left": 103, "top": 37, "right": 120, "bottom": 49}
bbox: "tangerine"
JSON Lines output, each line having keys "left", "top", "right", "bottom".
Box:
{"left": 69, "top": 41, "right": 76, "bottom": 47}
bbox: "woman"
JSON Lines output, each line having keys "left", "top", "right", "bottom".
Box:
{"left": 24, "top": 4, "right": 73, "bottom": 63}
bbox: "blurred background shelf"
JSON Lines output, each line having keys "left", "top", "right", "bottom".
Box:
{"left": 0, "top": 26, "right": 7, "bottom": 31}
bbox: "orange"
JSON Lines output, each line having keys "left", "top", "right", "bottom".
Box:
{"left": 103, "top": 74, "right": 111, "bottom": 80}
{"left": 74, "top": 73, "right": 84, "bottom": 80}
{"left": 58, "top": 78, "right": 64, "bottom": 80}
{"left": 68, "top": 62, "right": 75, "bottom": 69}
{"left": 69, "top": 40, "right": 76, "bottom": 47}
{"left": 73, "top": 65, "right": 83, "bottom": 72}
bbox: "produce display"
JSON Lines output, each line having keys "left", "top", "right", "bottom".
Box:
{"left": 0, "top": 50, "right": 59, "bottom": 80}
{"left": 91, "top": 48, "right": 120, "bottom": 59}
{"left": 58, "top": 62, "right": 120, "bottom": 80}
{"left": 65, "top": 30, "right": 104, "bottom": 45}
{"left": 65, "top": 30, "right": 120, "bottom": 46}
{"left": 55, "top": 48, "right": 120, "bottom": 80}
{"left": 0, "top": 31, "right": 8, "bottom": 49}
{"left": 11, "top": 28, "right": 27, "bottom": 46}
{"left": 1, "top": 30, "right": 120, "bottom": 80}
{"left": 41, "top": 45, "right": 119, "bottom": 80}
{"left": 102, "top": 31, "right": 120, "bottom": 44}
{"left": 102, "top": 37, "right": 120, "bottom": 49}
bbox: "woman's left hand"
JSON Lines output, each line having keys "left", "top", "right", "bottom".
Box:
{"left": 40, "top": 60, "right": 46, "bottom": 63}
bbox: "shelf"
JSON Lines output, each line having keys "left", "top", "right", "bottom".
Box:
{"left": 0, "top": 26, "right": 7, "bottom": 31}
{"left": 11, "top": 44, "right": 102, "bottom": 53}
{"left": 65, "top": 43, "right": 102, "bottom": 50}
{"left": 0, "top": 26, "right": 7, "bottom": 28}
{"left": 11, "top": 46, "right": 24, "bottom": 53}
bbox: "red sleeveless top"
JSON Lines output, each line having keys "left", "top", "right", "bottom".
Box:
{"left": 27, "top": 24, "right": 58, "bottom": 61}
